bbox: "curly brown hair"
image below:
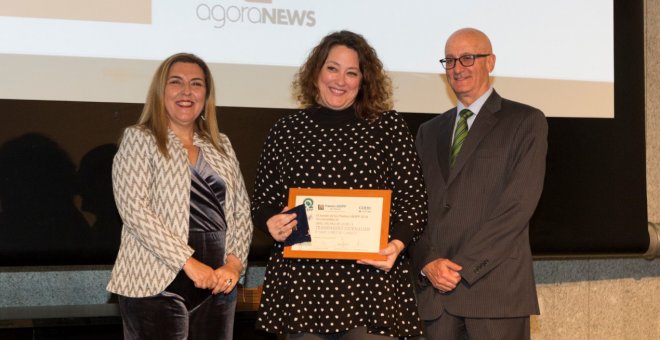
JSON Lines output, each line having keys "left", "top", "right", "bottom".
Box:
{"left": 293, "top": 30, "right": 393, "bottom": 121}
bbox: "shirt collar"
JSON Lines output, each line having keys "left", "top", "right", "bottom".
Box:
{"left": 456, "top": 86, "right": 494, "bottom": 117}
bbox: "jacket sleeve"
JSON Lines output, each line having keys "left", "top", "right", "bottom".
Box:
{"left": 220, "top": 134, "right": 254, "bottom": 273}
{"left": 112, "top": 127, "right": 193, "bottom": 273}
{"left": 410, "top": 121, "right": 440, "bottom": 279}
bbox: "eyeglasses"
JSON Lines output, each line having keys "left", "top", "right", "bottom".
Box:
{"left": 439, "top": 54, "right": 491, "bottom": 70}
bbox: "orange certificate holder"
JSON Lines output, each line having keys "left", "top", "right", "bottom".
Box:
{"left": 284, "top": 188, "right": 392, "bottom": 261}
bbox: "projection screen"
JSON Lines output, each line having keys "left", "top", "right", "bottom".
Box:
{"left": 0, "top": 0, "right": 612, "bottom": 117}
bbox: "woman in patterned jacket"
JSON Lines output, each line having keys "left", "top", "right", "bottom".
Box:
{"left": 107, "top": 53, "right": 253, "bottom": 339}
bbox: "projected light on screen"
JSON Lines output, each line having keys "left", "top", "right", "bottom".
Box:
{"left": 0, "top": 0, "right": 612, "bottom": 117}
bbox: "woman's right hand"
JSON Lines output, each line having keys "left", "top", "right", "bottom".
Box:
{"left": 182, "top": 257, "right": 218, "bottom": 290}
{"left": 266, "top": 206, "right": 298, "bottom": 242}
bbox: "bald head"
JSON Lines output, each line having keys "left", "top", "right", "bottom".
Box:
{"left": 443, "top": 28, "right": 496, "bottom": 106}
{"left": 446, "top": 28, "right": 492, "bottom": 55}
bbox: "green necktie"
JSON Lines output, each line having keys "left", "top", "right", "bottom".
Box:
{"left": 450, "top": 109, "right": 474, "bottom": 166}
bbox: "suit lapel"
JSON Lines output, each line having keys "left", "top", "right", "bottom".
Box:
{"left": 434, "top": 112, "right": 455, "bottom": 183}
{"left": 448, "top": 91, "right": 502, "bottom": 185}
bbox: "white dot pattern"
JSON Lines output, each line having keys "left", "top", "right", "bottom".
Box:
{"left": 252, "top": 109, "right": 427, "bottom": 337}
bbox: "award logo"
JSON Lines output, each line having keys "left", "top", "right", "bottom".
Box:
{"left": 303, "top": 198, "right": 314, "bottom": 210}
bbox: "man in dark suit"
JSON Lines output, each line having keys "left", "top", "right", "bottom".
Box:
{"left": 411, "top": 28, "right": 547, "bottom": 339}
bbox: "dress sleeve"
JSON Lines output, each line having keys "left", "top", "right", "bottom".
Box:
{"left": 112, "top": 127, "right": 193, "bottom": 273}
{"left": 382, "top": 112, "right": 428, "bottom": 247}
{"left": 251, "top": 120, "right": 288, "bottom": 234}
{"left": 219, "top": 134, "right": 254, "bottom": 273}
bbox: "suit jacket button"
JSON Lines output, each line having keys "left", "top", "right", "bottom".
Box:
{"left": 444, "top": 204, "right": 451, "bottom": 210}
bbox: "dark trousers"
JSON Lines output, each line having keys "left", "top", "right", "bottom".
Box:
{"left": 118, "top": 288, "right": 237, "bottom": 340}
{"left": 287, "top": 327, "right": 397, "bottom": 340}
{"left": 423, "top": 311, "right": 530, "bottom": 340}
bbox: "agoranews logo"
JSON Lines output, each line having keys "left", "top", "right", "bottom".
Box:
{"left": 196, "top": 0, "right": 316, "bottom": 29}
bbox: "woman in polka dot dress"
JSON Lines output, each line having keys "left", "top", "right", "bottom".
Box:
{"left": 252, "top": 30, "right": 428, "bottom": 339}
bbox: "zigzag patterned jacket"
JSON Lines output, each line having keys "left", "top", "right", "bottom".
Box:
{"left": 107, "top": 126, "right": 253, "bottom": 297}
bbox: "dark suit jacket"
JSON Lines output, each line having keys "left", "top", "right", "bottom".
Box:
{"left": 410, "top": 90, "right": 547, "bottom": 319}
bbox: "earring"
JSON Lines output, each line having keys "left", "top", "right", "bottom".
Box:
{"left": 200, "top": 112, "right": 206, "bottom": 121}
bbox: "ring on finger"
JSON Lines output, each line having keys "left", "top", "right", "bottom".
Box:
{"left": 225, "top": 278, "right": 232, "bottom": 286}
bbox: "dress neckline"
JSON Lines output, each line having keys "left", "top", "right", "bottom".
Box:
{"left": 307, "top": 105, "right": 358, "bottom": 128}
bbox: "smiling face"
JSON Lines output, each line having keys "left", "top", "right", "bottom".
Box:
{"left": 444, "top": 28, "right": 496, "bottom": 106}
{"left": 316, "top": 45, "right": 362, "bottom": 110}
{"left": 164, "top": 62, "right": 207, "bottom": 132}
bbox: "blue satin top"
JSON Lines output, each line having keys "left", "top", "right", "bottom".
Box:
{"left": 189, "top": 151, "right": 227, "bottom": 233}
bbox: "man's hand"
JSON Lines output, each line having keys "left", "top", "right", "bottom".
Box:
{"left": 422, "top": 258, "right": 462, "bottom": 293}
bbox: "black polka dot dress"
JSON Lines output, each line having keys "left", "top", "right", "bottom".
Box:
{"left": 251, "top": 106, "right": 427, "bottom": 337}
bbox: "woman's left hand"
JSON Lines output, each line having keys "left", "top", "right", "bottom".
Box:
{"left": 357, "top": 239, "right": 405, "bottom": 273}
{"left": 212, "top": 255, "right": 242, "bottom": 294}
